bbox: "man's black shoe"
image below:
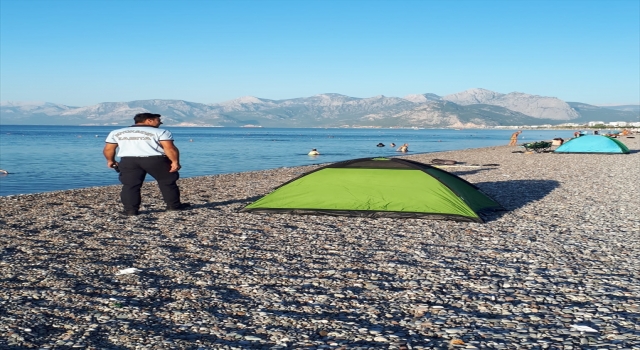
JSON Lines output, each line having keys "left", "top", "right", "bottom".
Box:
{"left": 124, "top": 210, "right": 139, "bottom": 216}
{"left": 166, "top": 203, "right": 191, "bottom": 211}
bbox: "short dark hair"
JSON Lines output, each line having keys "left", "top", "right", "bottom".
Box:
{"left": 134, "top": 113, "right": 161, "bottom": 123}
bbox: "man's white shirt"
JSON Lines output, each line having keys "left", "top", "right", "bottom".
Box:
{"left": 105, "top": 126, "right": 173, "bottom": 157}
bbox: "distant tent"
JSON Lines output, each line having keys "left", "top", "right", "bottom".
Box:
{"left": 241, "top": 157, "right": 503, "bottom": 222}
{"left": 554, "top": 135, "right": 630, "bottom": 154}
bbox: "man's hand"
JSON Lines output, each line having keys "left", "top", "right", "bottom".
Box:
{"left": 103, "top": 143, "right": 119, "bottom": 169}
{"left": 169, "top": 162, "right": 181, "bottom": 172}
{"left": 160, "top": 140, "right": 181, "bottom": 173}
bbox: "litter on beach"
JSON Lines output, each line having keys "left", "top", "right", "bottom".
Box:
{"left": 433, "top": 164, "right": 481, "bottom": 168}
{"left": 115, "top": 268, "right": 142, "bottom": 275}
{"left": 431, "top": 158, "right": 457, "bottom": 165}
{"left": 570, "top": 325, "right": 598, "bottom": 333}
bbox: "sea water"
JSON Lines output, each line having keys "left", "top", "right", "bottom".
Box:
{"left": 0, "top": 125, "right": 575, "bottom": 196}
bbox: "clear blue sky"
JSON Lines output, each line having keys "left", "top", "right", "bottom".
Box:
{"left": 1, "top": 0, "right": 638, "bottom": 106}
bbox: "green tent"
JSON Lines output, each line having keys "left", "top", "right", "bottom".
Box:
{"left": 241, "top": 157, "right": 503, "bottom": 222}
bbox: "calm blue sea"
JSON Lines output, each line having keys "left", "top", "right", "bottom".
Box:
{"left": 0, "top": 125, "right": 575, "bottom": 196}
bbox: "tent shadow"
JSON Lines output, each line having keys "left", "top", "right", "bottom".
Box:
{"left": 475, "top": 179, "right": 560, "bottom": 222}
{"left": 446, "top": 168, "right": 496, "bottom": 176}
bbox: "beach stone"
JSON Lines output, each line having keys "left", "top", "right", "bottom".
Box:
{"left": 1, "top": 138, "right": 639, "bottom": 349}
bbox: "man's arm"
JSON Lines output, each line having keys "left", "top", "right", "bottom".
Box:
{"left": 103, "top": 143, "right": 119, "bottom": 168}
{"left": 160, "top": 140, "right": 181, "bottom": 172}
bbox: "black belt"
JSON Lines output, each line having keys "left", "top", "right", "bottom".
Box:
{"left": 121, "top": 155, "right": 166, "bottom": 158}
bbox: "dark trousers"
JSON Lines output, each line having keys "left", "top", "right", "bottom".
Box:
{"left": 118, "top": 156, "right": 180, "bottom": 211}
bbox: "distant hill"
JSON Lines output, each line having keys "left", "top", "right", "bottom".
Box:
{"left": 566, "top": 102, "right": 640, "bottom": 123}
{"left": 599, "top": 105, "right": 640, "bottom": 113}
{"left": 1, "top": 89, "right": 638, "bottom": 127}
{"left": 442, "top": 88, "right": 580, "bottom": 120}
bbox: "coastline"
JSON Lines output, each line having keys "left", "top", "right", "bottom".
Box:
{"left": 1, "top": 137, "right": 639, "bottom": 348}
{"left": 0, "top": 127, "right": 614, "bottom": 197}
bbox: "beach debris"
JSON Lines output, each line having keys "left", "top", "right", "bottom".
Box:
{"left": 431, "top": 158, "right": 457, "bottom": 165}
{"left": 570, "top": 325, "right": 598, "bottom": 333}
{"left": 244, "top": 335, "right": 263, "bottom": 341}
{"left": 450, "top": 339, "right": 465, "bottom": 345}
{"left": 433, "top": 165, "right": 482, "bottom": 168}
{"left": 115, "top": 268, "right": 142, "bottom": 275}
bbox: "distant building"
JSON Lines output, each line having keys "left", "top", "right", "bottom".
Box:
{"left": 587, "top": 121, "right": 605, "bottom": 126}
{"left": 558, "top": 123, "right": 583, "bottom": 127}
{"left": 609, "top": 121, "right": 627, "bottom": 127}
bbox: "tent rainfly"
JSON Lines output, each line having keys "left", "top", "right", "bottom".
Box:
{"left": 554, "top": 135, "right": 630, "bottom": 154}
{"left": 241, "top": 157, "right": 503, "bottom": 222}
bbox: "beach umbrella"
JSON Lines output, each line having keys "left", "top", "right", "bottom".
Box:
{"left": 241, "top": 157, "right": 503, "bottom": 222}
{"left": 554, "top": 135, "right": 630, "bottom": 154}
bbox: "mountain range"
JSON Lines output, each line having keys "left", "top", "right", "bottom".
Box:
{"left": 1, "top": 88, "right": 638, "bottom": 128}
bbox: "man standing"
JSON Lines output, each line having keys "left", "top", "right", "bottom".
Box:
{"left": 103, "top": 113, "right": 190, "bottom": 216}
{"left": 509, "top": 131, "right": 522, "bottom": 146}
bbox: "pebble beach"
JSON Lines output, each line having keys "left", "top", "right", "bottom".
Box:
{"left": 1, "top": 137, "right": 639, "bottom": 349}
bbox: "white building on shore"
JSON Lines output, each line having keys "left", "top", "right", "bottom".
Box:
{"left": 609, "top": 121, "right": 628, "bottom": 127}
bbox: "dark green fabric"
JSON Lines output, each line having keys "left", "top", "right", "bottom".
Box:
{"left": 608, "top": 137, "right": 630, "bottom": 153}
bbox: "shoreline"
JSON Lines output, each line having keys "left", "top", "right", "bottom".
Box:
{"left": 1, "top": 137, "right": 639, "bottom": 348}
{"left": 0, "top": 145, "right": 513, "bottom": 198}
{"left": 0, "top": 126, "right": 620, "bottom": 196}
{"left": 0, "top": 140, "right": 590, "bottom": 199}
{"left": 0, "top": 127, "right": 624, "bottom": 197}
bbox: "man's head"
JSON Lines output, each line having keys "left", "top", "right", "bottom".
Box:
{"left": 134, "top": 113, "right": 163, "bottom": 127}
